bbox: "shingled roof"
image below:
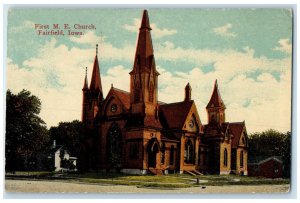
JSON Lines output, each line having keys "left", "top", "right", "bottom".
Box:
{"left": 159, "top": 100, "right": 194, "bottom": 129}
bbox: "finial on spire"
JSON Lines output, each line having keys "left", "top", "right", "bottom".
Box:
{"left": 85, "top": 67, "right": 87, "bottom": 76}
{"left": 96, "top": 44, "right": 98, "bottom": 56}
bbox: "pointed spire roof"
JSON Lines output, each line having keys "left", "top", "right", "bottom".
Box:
{"left": 82, "top": 67, "right": 88, "bottom": 90}
{"left": 89, "top": 44, "right": 102, "bottom": 92}
{"left": 131, "top": 9, "right": 155, "bottom": 73}
{"left": 185, "top": 82, "right": 192, "bottom": 90}
{"left": 140, "top": 10, "right": 151, "bottom": 30}
{"left": 206, "top": 80, "right": 226, "bottom": 109}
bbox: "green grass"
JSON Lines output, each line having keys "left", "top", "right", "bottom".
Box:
{"left": 5, "top": 172, "right": 290, "bottom": 189}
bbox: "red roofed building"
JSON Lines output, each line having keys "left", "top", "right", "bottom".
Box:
{"left": 79, "top": 10, "right": 248, "bottom": 175}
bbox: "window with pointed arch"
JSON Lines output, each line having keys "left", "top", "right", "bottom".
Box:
{"left": 134, "top": 83, "right": 140, "bottom": 102}
{"left": 149, "top": 82, "right": 154, "bottom": 102}
{"left": 184, "top": 139, "right": 193, "bottom": 164}
{"left": 223, "top": 148, "right": 228, "bottom": 167}
{"left": 240, "top": 150, "right": 244, "bottom": 168}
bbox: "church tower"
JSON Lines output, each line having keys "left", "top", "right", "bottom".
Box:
{"left": 81, "top": 44, "right": 104, "bottom": 125}
{"left": 206, "top": 80, "right": 226, "bottom": 126}
{"left": 129, "top": 10, "right": 159, "bottom": 120}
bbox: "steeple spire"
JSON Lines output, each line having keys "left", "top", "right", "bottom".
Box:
{"left": 140, "top": 10, "right": 151, "bottom": 30}
{"left": 206, "top": 79, "right": 226, "bottom": 125}
{"left": 89, "top": 44, "right": 103, "bottom": 102}
{"left": 206, "top": 80, "right": 225, "bottom": 109}
{"left": 89, "top": 44, "right": 102, "bottom": 92}
{"left": 132, "top": 9, "right": 155, "bottom": 74}
{"left": 82, "top": 67, "right": 88, "bottom": 90}
{"left": 129, "top": 9, "right": 160, "bottom": 122}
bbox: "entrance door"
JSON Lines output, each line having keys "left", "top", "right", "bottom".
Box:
{"left": 147, "top": 140, "right": 159, "bottom": 168}
{"left": 148, "top": 151, "right": 157, "bottom": 168}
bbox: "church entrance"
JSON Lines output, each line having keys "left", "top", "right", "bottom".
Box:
{"left": 147, "top": 138, "right": 160, "bottom": 168}
{"left": 107, "top": 123, "right": 122, "bottom": 168}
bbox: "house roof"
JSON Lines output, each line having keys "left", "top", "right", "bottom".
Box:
{"left": 229, "top": 122, "right": 245, "bottom": 148}
{"left": 159, "top": 100, "right": 194, "bottom": 129}
{"left": 248, "top": 156, "right": 283, "bottom": 165}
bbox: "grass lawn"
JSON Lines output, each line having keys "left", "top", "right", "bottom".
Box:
{"left": 5, "top": 172, "right": 290, "bottom": 189}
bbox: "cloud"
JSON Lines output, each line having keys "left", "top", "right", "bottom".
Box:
{"left": 273, "top": 38, "right": 292, "bottom": 54}
{"left": 156, "top": 65, "right": 291, "bottom": 133}
{"left": 123, "top": 18, "right": 177, "bottom": 38}
{"left": 10, "top": 20, "right": 35, "bottom": 32}
{"left": 69, "top": 31, "right": 135, "bottom": 62}
{"left": 213, "top": 23, "right": 237, "bottom": 38}
{"left": 7, "top": 34, "right": 291, "bottom": 134}
{"left": 69, "top": 31, "right": 104, "bottom": 45}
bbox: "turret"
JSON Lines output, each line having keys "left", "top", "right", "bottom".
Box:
{"left": 206, "top": 80, "right": 226, "bottom": 125}
{"left": 184, "top": 83, "right": 192, "bottom": 101}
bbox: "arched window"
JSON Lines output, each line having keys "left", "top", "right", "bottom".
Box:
{"left": 170, "top": 145, "right": 174, "bottom": 165}
{"left": 223, "top": 148, "right": 228, "bottom": 166}
{"left": 107, "top": 123, "right": 122, "bottom": 166}
{"left": 184, "top": 139, "right": 193, "bottom": 164}
{"left": 134, "top": 83, "right": 140, "bottom": 102}
{"left": 240, "top": 150, "right": 244, "bottom": 168}
{"left": 149, "top": 82, "right": 154, "bottom": 102}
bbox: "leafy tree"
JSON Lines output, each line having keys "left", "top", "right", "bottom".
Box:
{"left": 6, "top": 89, "right": 50, "bottom": 171}
{"left": 49, "top": 120, "right": 84, "bottom": 157}
{"left": 248, "top": 129, "right": 291, "bottom": 178}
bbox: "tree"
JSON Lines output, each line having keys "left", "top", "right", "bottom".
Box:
{"left": 248, "top": 129, "right": 291, "bottom": 178}
{"left": 49, "top": 120, "right": 84, "bottom": 157}
{"left": 5, "top": 89, "right": 50, "bottom": 171}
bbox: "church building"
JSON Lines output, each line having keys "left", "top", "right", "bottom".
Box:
{"left": 79, "top": 10, "right": 249, "bottom": 175}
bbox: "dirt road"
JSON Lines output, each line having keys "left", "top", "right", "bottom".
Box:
{"left": 5, "top": 179, "right": 290, "bottom": 194}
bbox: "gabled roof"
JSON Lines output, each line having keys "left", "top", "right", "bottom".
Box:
{"left": 107, "top": 87, "right": 130, "bottom": 110}
{"left": 248, "top": 156, "right": 282, "bottom": 165}
{"left": 229, "top": 122, "right": 245, "bottom": 148}
{"left": 159, "top": 100, "right": 194, "bottom": 129}
{"left": 206, "top": 80, "right": 225, "bottom": 109}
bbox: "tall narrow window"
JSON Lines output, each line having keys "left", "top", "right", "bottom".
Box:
{"left": 170, "top": 145, "right": 174, "bottom": 165}
{"left": 149, "top": 82, "right": 154, "bottom": 102}
{"left": 184, "top": 139, "right": 193, "bottom": 164}
{"left": 240, "top": 150, "right": 244, "bottom": 168}
{"left": 223, "top": 148, "right": 228, "bottom": 166}
{"left": 161, "top": 143, "right": 165, "bottom": 164}
{"left": 134, "top": 83, "right": 140, "bottom": 102}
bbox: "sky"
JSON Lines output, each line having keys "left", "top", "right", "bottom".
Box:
{"left": 6, "top": 8, "right": 292, "bottom": 133}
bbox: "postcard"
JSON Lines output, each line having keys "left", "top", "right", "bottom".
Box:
{"left": 4, "top": 7, "right": 292, "bottom": 194}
